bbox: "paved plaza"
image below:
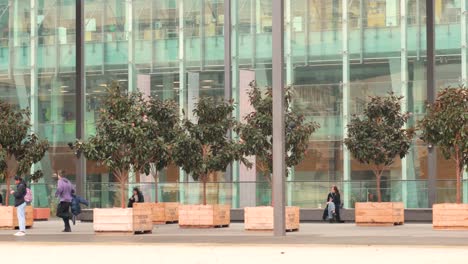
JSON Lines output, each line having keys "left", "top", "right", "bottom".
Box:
{"left": 1, "top": 221, "right": 468, "bottom": 263}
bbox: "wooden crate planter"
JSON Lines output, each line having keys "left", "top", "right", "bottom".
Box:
{"left": 33, "top": 208, "right": 51, "bottom": 221}
{"left": 152, "top": 202, "right": 179, "bottom": 224}
{"left": 244, "top": 206, "right": 300, "bottom": 232}
{"left": 433, "top": 203, "right": 468, "bottom": 230}
{"left": 179, "top": 204, "right": 230, "bottom": 228}
{"left": 0, "top": 206, "right": 34, "bottom": 229}
{"left": 93, "top": 204, "right": 153, "bottom": 235}
{"left": 355, "top": 202, "right": 404, "bottom": 226}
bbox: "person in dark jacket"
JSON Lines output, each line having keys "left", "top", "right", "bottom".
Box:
{"left": 71, "top": 189, "right": 89, "bottom": 225}
{"left": 322, "top": 185, "right": 343, "bottom": 223}
{"left": 10, "top": 176, "right": 27, "bottom": 236}
{"left": 127, "top": 187, "right": 144, "bottom": 208}
{"left": 55, "top": 171, "right": 74, "bottom": 232}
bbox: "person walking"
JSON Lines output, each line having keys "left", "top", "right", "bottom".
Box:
{"left": 127, "top": 187, "right": 144, "bottom": 208}
{"left": 71, "top": 189, "right": 89, "bottom": 225}
{"left": 55, "top": 171, "right": 74, "bottom": 232}
{"left": 11, "top": 176, "right": 27, "bottom": 236}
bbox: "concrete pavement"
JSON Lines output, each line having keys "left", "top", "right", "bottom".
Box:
{"left": 1, "top": 220, "right": 468, "bottom": 246}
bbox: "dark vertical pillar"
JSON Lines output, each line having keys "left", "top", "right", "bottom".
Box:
{"left": 76, "top": 0, "right": 86, "bottom": 196}
{"left": 272, "top": 0, "right": 286, "bottom": 237}
{"left": 426, "top": 0, "right": 437, "bottom": 207}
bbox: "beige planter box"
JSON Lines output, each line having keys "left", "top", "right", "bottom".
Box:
{"left": 244, "top": 206, "right": 300, "bottom": 231}
{"left": 33, "top": 208, "right": 51, "bottom": 221}
{"left": 355, "top": 202, "right": 404, "bottom": 226}
{"left": 179, "top": 204, "right": 230, "bottom": 228}
{"left": 93, "top": 204, "right": 153, "bottom": 234}
{"left": 433, "top": 203, "right": 468, "bottom": 230}
{"left": 152, "top": 202, "right": 179, "bottom": 224}
{"left": 0, "top": 206, "right": 34, "bottom": 229}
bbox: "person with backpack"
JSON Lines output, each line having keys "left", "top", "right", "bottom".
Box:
{"left": 71, "top": 189, "right": 89, "bottom": 225}
{"left": 10, "top": 176, "right": 27, "bottom": 236}
{"left": 55, "top": 171, "right": 74, "bottom": 232}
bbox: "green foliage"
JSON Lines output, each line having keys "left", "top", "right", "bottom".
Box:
{"left": 145, "top": 98, "right": 180, "bottom": 174}
{"left": 235, "top": 81, "right": 320, "bottom": 183}
{"left": 344, "top": 93, "right": 414, "bottom": 202}
{"left": 420, "top": 87, "right": 467, "bottom": 168}
{"left": 71, "top": 82, "right": 166, "bottom": 207}
{"left": 172, "top": 97, "right": 249, "bottom": 204}
{"left": 0, "top": 100, "right": 49, "bottom": 205}
{"left": 419, "top": 87, "right": 468, "bottom": 203}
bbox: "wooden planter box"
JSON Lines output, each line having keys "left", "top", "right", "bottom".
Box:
{"left": 179, "top": 204, "right": 230, "bottom": 228}
{"left": 244, "top": 206, "right": 300, "bottom": 232}
{"left": 0, "top": 206, "right": 34, "bottom": 229}
{"left": 355, "top": 202, "right": 404, "bottom": 226}
{"left": 33, "top": 208, "right": 51, "bottom": 221}
{"left": 152, "top": 202, "right": 179, "bottom": 224}
{"left": 93, "top": 204, "right": 153, "bottom": 235}
{"left": 433, "top": 203, "right": 468, "bottom": 230}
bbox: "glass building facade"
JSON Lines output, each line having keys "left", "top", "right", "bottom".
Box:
{"left": 0, "top": 0, "right": 465, "bottom": 210}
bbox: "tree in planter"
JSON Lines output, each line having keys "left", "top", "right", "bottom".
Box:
{"left": 71, "top": 82, "right": 162, "bottom": 208}
{"left": 420, "top": 87, "right": 468, "bottom": 204}
{"left": 172, "top": 97, "right": 249, "bottom": 205}
{"left": 144, "top": 98, "right": 180, "bottom": 203}
{"left": 235, "top": 82, "right": 320, "bottom": 204}
{"left": 0, "top": 100, "right": 49, "bottom": 206}
{"left": 344, "top": 93, "right": 414, "bottom": 203}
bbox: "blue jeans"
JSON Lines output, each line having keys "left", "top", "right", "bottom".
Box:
{"left": 327, "top": 202, "right": 336, "bottom": 220}
{"left": 16, "top": 202, "right": 26, "bottom": 232}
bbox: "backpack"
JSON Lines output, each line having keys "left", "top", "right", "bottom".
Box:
{"left": 24, "top": 188, "right": 33, "bottom": 203}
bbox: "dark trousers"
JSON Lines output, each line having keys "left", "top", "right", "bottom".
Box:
{"left": 57, "top": 201, "right": 71, "bottom": 231}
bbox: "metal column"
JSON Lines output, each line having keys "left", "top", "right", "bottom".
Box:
{"left": 7, "top": 0, "right": 13, "bottom": 80}
{"left": 400, "top": 0, "right": 408, "bottom": 207}
{"left": 126, "top": 0, "right": 134, "bottom": 92}
{"left": 178, "top": 0, "right": 186, "bottom": 203}
{"left": 305, "top": 0, "right": 309, "bottom": 65}
{"left": 30, "top": 0, "right": 38, "bottom": 133}
{"left": 272, "top": 0, "right": 286, "bottom": 237}
{"left": 342, "top": 0, "right": 351, "bottom": 208}
{"left": 224, "top": 0, "right": 239, "bottom": 208}
{"left": 461, "top": 0, "right": 468, "bottom": 203}
{"left": 200, "top": 0, "right": 205, "bottom": 70}
{"left": 75, "top": 0, "right": 86, "bottom": 196}
{"left": 285, "top": 0, "right": 294, "bottom": 207}
{"left": 426, "top": 0, "right": 437, "bottom": 207}
{"left": 30, "top": 0, "right": 38, "bottom": 176}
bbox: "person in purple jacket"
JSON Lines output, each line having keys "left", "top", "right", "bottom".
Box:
{"left": 55, "top": 171, "right": 74, "bottom": 232}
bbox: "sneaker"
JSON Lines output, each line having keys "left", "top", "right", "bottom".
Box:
{"left": 13, "top": 231, "right": 25, "bottom": 237}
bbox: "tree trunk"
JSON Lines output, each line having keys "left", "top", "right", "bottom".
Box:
{"left": 203, "top": 175, "right": 207, "bottom": 205}
{"left": 376, "top": 170, "right": 382, "bottom": 203}
{"left": 267, "top": 174, "right": 273, "bottom": 206}
{"left": 120, "top": 177, "right": 126, "bottom": 208}
{"left": 5, "top": 172, "right": 11, "bottom": 206}
{"left": 117, "top": 170, "right": 128, "bottom": 209}
{"left": 455, "top": 149, "right": 461, "bottom": 204}
{"left": 154, "top": 171, "right": 159, "bottom": 203}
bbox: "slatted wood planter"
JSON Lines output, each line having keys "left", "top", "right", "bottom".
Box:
{"left": 433, "top": 203, "right": 468, "bottom": 230}
{"left": 355, "top": 202, "right": 404, "bottom": 226}
{"left": 179, "top": 204, "right": 230, "bottom": 228}
{"left": 93, "top": 204, "right": 153, "bottom": 235}
{"left": 33, "top": 208, "right": 51, "bottom": 221}
{"left": 0, "top": 206, "right": 34, "bottom": 229}
{"left": 152, "top": 202, "right": 179, "bottom": 224}
{"left": 244, "top": 206, "right": 300, "bottom": 232}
